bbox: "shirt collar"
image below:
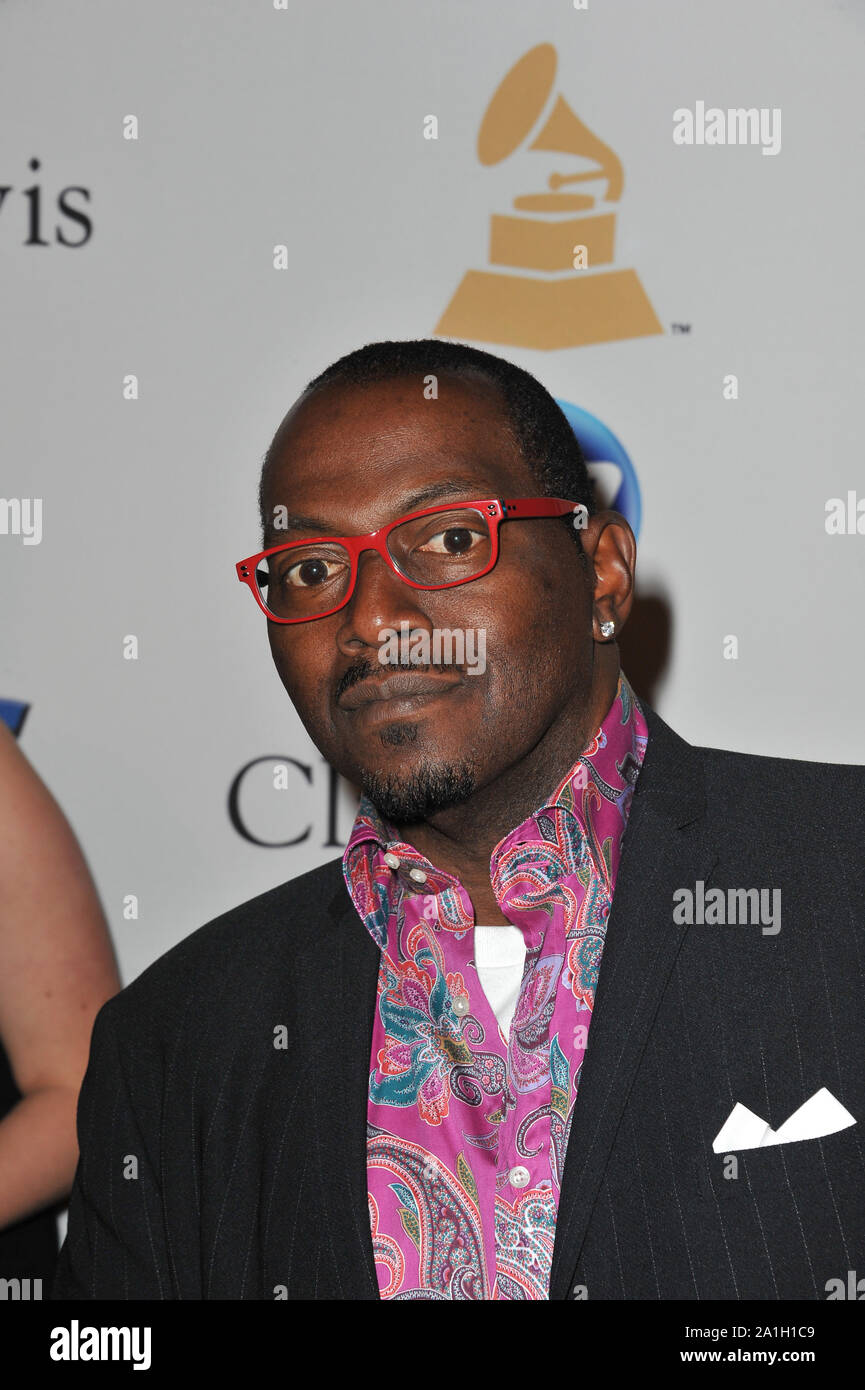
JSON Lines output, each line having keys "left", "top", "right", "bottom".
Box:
{"left": 343, "top": 671, "right": 648, "bottom": 911}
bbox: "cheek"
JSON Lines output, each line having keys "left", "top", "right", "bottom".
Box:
{"left": 267, "top": 632, "right": 322, "bottom": 704}
{"left": 489, "top": 567, "right": 585, "bottom": 646}
{"left": 468, "top": 604, "right": 556, "bottom": 693}
{"left": 478, "top": 574, "right": 591, "bottom": 695}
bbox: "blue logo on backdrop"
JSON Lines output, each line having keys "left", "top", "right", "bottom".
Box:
{"left": 555, "top": 400, "right": 641, "bottom": 540}
{"left": 0, "top": 700, "right": 29, "bottom": 736}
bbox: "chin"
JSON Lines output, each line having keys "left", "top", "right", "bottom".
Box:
{"left": 360, "top": 755, "right": 477, "bottom": 826}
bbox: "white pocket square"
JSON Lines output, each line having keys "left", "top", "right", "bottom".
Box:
{"left": 712, "top": 1087, "right": 856, "bottom": 1154}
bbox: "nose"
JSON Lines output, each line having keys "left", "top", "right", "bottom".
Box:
{"left": 335, "top": 545, "right": 431, "bottom": 655}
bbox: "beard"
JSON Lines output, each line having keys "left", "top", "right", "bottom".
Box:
{"left": 338, "top": 654, "right": 478, "bottom": 823}
{"left": 359, "top": 720, "right": 476, "bottom": 824}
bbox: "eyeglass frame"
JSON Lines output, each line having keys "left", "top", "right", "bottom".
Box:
{"left": 235, "top": 495, "right": 584, "bottom": 624}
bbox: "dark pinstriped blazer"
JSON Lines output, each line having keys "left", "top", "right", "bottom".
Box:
{"left": 52, "top": 705, "right": 865, "bottom": 1300}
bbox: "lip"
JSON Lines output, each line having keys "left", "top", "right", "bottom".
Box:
{"left": 338, "top": 672, "right": 464, "bottom": 713}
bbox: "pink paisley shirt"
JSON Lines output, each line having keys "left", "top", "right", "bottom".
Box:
{"left": 342, "top": 673, "right": 649, "bottom": 1299}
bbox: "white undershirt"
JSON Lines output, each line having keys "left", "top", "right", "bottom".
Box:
{"left": 473, "top": 924, "right": 527, "bottom": 1041}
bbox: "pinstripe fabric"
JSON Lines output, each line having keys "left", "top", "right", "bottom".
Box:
{"left": 53, "top": 706, "right": 865, "bottom": 1300}
{"left": 556, "top": 737, "right": 865, "bottom": 1300}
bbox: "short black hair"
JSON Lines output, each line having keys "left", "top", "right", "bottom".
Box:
{"left": 259, "top": 337, "right": 596, "bottom": 542}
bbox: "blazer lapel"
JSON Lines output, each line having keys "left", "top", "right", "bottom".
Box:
{"left": 548, "top": 706, "right": 719, "bottom": 1300}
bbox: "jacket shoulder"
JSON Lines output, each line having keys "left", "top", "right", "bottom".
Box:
{"left": 696, "top": 736, "right": 865, "bottom": 818}
{"left": 99, "top": 854, "right": 348, "bottom": 1035}
{"left": 641, "top": 701, "right": 864, "bottom": 849}
{"left": 643, "top": 699, "right": 865, "bottom": 792}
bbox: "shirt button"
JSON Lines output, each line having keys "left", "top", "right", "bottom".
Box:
{"left": 409, "top": 867, "right": 427, "bottom": 883}
{"left": 452, "top": 994, "right": 469, "bottom": 1017}
{"left": 509, "top": 1165, "right": 530, "bottom": 1188}
{"left": 383, "top": 852, "right": 401, "bottom": 870}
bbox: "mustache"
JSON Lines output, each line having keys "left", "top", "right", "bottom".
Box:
{"left": 336, "top": 655, "right": 466, "bottom": 702}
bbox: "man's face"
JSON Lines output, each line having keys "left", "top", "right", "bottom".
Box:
{"left": 261, "top": 372, "right": 597, "bottom": 824}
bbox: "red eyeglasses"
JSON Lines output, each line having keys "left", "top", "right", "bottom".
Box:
{"left": 235, "top": 496, "right": 583, "bottom": 623}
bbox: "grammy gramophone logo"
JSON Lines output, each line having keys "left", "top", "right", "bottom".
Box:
{"left": 435, "top": 43, "right": 662, "bottom": 351}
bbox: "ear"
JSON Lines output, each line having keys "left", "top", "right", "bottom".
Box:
{"left": 579, "top": 510, "right": 636, "bottom": 641}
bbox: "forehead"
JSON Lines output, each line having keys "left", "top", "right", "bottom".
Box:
{"left": 264, "top": 371, "right": 523, "bottom": 494}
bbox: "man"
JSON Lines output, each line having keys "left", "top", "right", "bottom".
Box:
{"left": 54, "top": 339, "right": 864, "bottom": 1300}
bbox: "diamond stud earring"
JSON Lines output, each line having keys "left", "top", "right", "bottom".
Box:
{"left": 600, "top": 620, "right": 616, "bottom": 638}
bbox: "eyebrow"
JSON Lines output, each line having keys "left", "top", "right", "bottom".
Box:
{"left": 261, "top": 476, "right": 496, "bottom": 548}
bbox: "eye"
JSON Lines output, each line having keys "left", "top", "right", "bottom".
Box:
{"left": 419, "top": 525, "right": 485, "bottom": 556}
{"left": 283, "top": 554, "right": 346, "bottom": 589}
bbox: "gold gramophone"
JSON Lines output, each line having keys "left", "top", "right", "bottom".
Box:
{"left": 435, "top": 43, "right": 662, "bottom": 350}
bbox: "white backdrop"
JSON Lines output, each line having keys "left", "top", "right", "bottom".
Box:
{"left": 2, "top": 0, "right": 863, "bottom": 991}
